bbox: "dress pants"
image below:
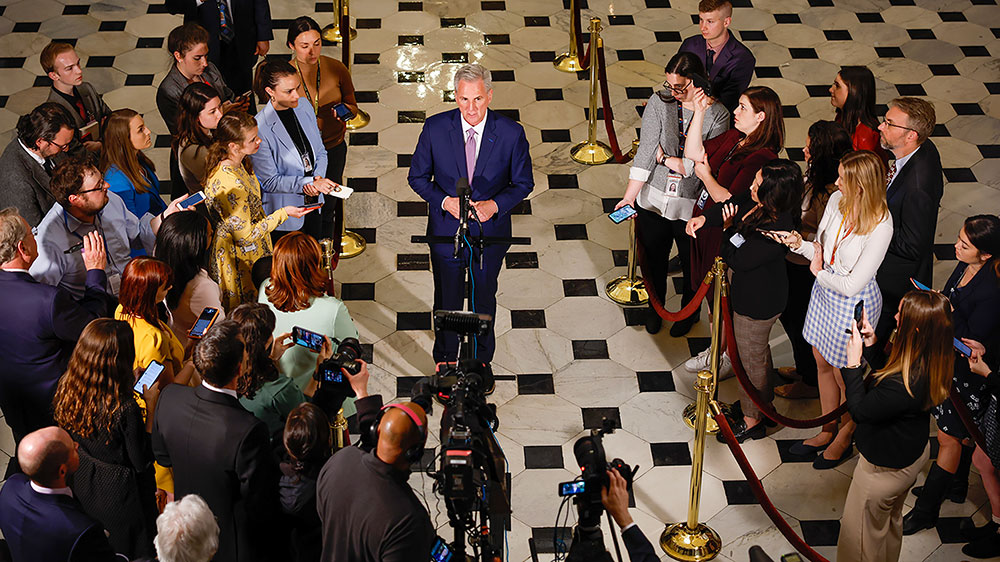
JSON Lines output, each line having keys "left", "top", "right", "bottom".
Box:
{"left": 430, "top": 242, "right": 507, "bottom": 363}
{"left": 635, "top": 206, "right": 694, "bottom": 307}
{"left": 321, "top": 141, "right": 348, "bottom": 241}
{"left": 778, "top": 260, "right": 818, "bottom": 386}
{"left": 838, "top": 445, "right": 930, "bottom": 562}
{"left": 733, "top": 311, "right": 778, "bottom": 420}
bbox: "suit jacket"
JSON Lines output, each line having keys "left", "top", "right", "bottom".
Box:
{"left": 155, "top": 63, "right": 234, "bottom": 136}
{"left": 0, "top": 474, "right": 119, "bottom": 562}
{"left": 249, "top": 100, "right": 328, "bottom": 231}
{"left": 407, "top": 108, "right": 533, "bottom": 251}
{"left": 46, "top": 82, "right": 112, "bottom": 137}
{"left": 152, "top": 384, "right": 278, "bottom": 562}
{"left": 0, "top": 269, "right": 109, "bottom": 445}
{"left": 877, "top": 140, "right": 944, "bottom": 302}
{"left": 622, "top": 526, "right": 659, "bottom": 562}
{"left": 164, "top": 0, "right": 273, "bottom": 73}
{"left": 0, "top": 138, "right": 55, "bottom": 227}
{"left": 679, "top": 34, "right": 756, "bottom": 115}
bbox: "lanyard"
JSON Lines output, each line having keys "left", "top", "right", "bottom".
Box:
{"left": 63, "top": 210, "right": 117, "bottom": 270}
{"left": 294, "top": 58, "right": 321, "bottom": 115}
{"left": 829, "top": 216, "right": 854, "bottom": 266}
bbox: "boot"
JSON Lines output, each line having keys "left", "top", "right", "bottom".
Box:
{"left": 902, "top": 463, "right": 955, "bottom": 535}
{"left": 912, "top": 445, "right": 974, "bottom": 503}
{"left": 645, "top": 303, "right": 662, "bottom": 335}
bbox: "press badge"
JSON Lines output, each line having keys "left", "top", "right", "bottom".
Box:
{"left": 696, "top": 188, "right": 710, "bottom": 209}
{"left": 302, "top": 153, "right": 313, "bottom": 176}
{"left": 108, "top": 272, "right": 122, "bottom": 295}
{"left": 665, "top": 173, "right": 682, "bottom": 197}
{"left": 730, "top": 232, "right": 746, "bottom": 248}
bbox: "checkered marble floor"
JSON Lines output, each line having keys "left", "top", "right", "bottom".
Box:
{"left": 1, "top": 0, "right": 999, "bottom": 560}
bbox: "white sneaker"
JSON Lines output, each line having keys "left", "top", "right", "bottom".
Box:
{"left": 684, "top": 349, "right": 733, "bottom": 378}
{"left": 718, "top": 352, "right": 734, "bottom": 380}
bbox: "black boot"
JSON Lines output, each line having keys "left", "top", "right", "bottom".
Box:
{"left": 963, "top": 531, "right": 1000, "bottom": 559}
{"left": 913, "top": 444, "right": 974, "bottom": 503}
{"left": 645, "top": 304, "right": 663, "bottom": 335}
{"left": 902, "top": 463, "right": 955, "bottom": 535}
{"left": 669, "top": 311, "right": 699, "bottom": 337}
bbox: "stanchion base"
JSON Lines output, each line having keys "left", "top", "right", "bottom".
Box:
{"left": 605, "top": 275, "right": 648, "bottom": 306}
{"left": 321, "top": 24, "right": 357, "bottom": 43}
{"left": 553, "top": 52, "right": 588, "bottom": 73}
{"left": 340, "top": 230, "right": 367, "bottom": 259}
{"left": 660, "top": 522, "right": 722, "bottom": 562}
{"left": 570, "top": 140, "right": 613, "bottom": 165}
{"left": 628, "top": 138, "right": 640, "bottom": 159}
{"left": 345, "top": 108, "right": 370, "bottom": 130}
{"left": 683, "top": 401, "right": 733, "bottom": 434}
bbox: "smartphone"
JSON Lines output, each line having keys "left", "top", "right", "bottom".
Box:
{"left": 333, "top": 102, "right": 355, "bottom": 121}
{"left": 179, "top": 191, "right": 206, "bottom": 209}
{"left": 954, "top": 338, "right": 973, "bottom": 357}
{"left": 691, "top": 73, "right": 713, "bottom": 97}
{"left": 910, "top": 277, "right": 932, "bottom": 291}
{"left": 298, "top": 203, "right": 324, "bottom": 211}
{"left": 609, "top": 204, "right": 637, "bottom": 224}
{"left": 293, "top": 326, "right": 325, "bottom": 352}
{"left": 430, "top": 537, "right": 454, "bottom": 562}
{"left": 558, "top": 480, "right": 586, "bottom": 496}
{"left": 316, "top": 364, "right": 357, "bottom": 397}
{"left": 853, "top": 300, "right": 864, "bottom": 331}
{"left": 134, "top": 360, "right": 164, "bottom": 393}
{"left": 188, "top": 307, "right": 220, "bottom": 339}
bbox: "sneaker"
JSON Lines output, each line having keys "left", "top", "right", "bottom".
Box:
{"left": 685, "top": 349, "right": 732, "bottom": 376}
{"left": 718, "top": 352, "right": 734, "bottom": 380}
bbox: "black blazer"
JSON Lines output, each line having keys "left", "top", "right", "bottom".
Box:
{"left": 943, "top": 263, "right": 1000, "bottom": 342}
{"left": 0, "top": 269, "right": 109, "bottom": 455}
{"left": 877, "top": 140, "right": 944, "bottom": 302}
{"left": 843, "top": 365, "right": 930, "bottom": 469}
{"left": 164, "top": 0, "right": 273, "bottom": 78}
{"left": 155, "top": 63, "right": 234, "bottom": 137}
{"left": 678, "top": 34, "right": 756, "bottom": 115}
{"left": 0, "top": 138, "right": 56, "bottom": 227}
{"left": 622, "top": 526, "right": 659, "bottom": 562}
{"left": 152, "top": 384, "right": 278, "bottom": 562}
{"left": 0, "top": 474, "right": 119, "bottom": 562}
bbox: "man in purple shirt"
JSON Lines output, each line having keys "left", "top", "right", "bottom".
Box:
{"left": 678, "top": 0, "right": 756, "bottom": 115}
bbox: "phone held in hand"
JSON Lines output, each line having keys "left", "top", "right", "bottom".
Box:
{"left": 430, "top": 537, "right": 454, "bottom": 562}
{"left": 134, "top": 360, "right": 165, "bottom": 393}
{"left": 292, "top": 326, "right": 325, "bottom": 352}
{"left": 910, "top": 277, "right": 932, "bottom": 291}
{"left": 298, "top": 203, "right": 324, "bottom": 211}
{"left": 608, "top": 204, "right": 637, "bottom": 224}
{"left": 333, "top": 103, "right": 355, "bottom": 121}
{"left": 179, "top": 190, "right": 206, "bottom": 209}
{"left": 690, "top": 73, "right": 713, "bottom": 97}
{"left": 188, "top": 307, "right": 220, "bottom": 339}
{"left": 954, "top": 338, "right": 973, "bottom": 357}
{"left": 846, "top": 300, "right": 864, "bottom": 334}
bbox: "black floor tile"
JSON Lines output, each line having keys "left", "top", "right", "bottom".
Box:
{"left": 87, "top": 56, "right": 115, "bottom": 68}
{"left": 932, "top": 123, "right": 951, "bottom": 137}
{"left": 824, "top": 29, "right": 852, "bottom": 41}
{"left": 928, "top": 64, "right": 959, "bottom": 75}
{"left": 481, "top": 1, "right": 506, "bottom": 9}
{"left": 396, "top": 376, "right": 424, "bottom": 397}
{"left": 650, "top": 442, "right": 692, "bottom": 466}
{"left": 354, "top": 53, "right": 380, "bottom": 65}
{"left": 625, "top": 87, "right": 653, "bottom": 100}
{"left": 349, "top": 132, "right": 378, "bottom": 146}
{"left": 99, "top": 21, "right": 127, "bottom": 32}
{"left": 939, "top": 11, "right": 967, "bottom": 21}
{"left": 655, "top": 31, "right": 682, "bottom": 42}
{"left": 511, "top": 199, "right": 532, "bottom": 215}
{"left": 529, "top": 51, "right": 556, "bottom": 63}
{"left": 612, "top": 250, "right": 628, "bottom": 267}
{"left": 687, "top": 336, "right": 711, "bottom": 357}
{"left": 573, "top": 340, "right": 610, "bottom": 360}
{"left": 548, "top": 174, "right": 578, "bottom": 189}
{"left": 441, "top": 17, "right": 465, "bottom": 27}
{"left": 786, "top": 147, "right": 805, "bottom": 162}
{"left": 756, "top": 66, "right": 782, "bottom": 78}
{"left": 357, "top": 18, "right": 381, "bottom": 29}
{"left": 740, "top": 30, "right": 768, "bottom": 42}
{"left": 396, "top": 154, "right": 412, "bottom": 168}
{"left": 563, "top": 279, "right": 598, "bottom": 297}
{"left": 980, "top": 145, "right": 1000, "bottom": 158}
{"left": 616, "top": 49, "right": 644, "bottom": 61}
{"left": 535, "top": 88, "right": 564, "bottom": 101}
{"left": 775, "top": 439, "right": 819, "bottom": 463}
{"left": 511, "top": 310, "right": 546, "bottom": 329}
{"left": 554, "top": 224, "right": 587, "bottom": 240}
{"left": 442, "top": 52, "right": 468, "bottom": 64}
{"left": 789, "top": 48, "right": 818, "bottom": 59}
{"left": 907, "top": 29, "right": 936, "bottom": 40}
{"left": 623, "top": 307, "right": 645, "bottom": 326}
{"left": 137, "top": 37, "right": 164, "bottom": 49}
{"left": 492, "top": 70, "right": 515, "bottom": 82}
{"left": 524, "top": 16, "right": 550, "bottom": 26}
{"left": 352, "top": 228, "right": 375, "bottom": 244}
{"left": 413, "top": 448, "right": 436, "bottom": 472}
{"left": 723, "top": 480, "right": 758, "bottom": 504}
{"left": 730, "top": 0, "right": 752, "bottom": 6}
{"left": 398, "top": 110, "right": 426, "bottom": 123}
{"left": 340, "top": 282, "right": 375, "bottom": 301}
{"left": 399, "top": 1, "right": 422, "bottom": 10}
{"left": 808, "top": 0, "right": 834, "bottom": 6}
{"left": 541, "top": 129, "right": 571, "bottom": 143}
{"left": 582, "top": 407, "right": 621, "bottom": 429}
{"left": 397, "top": 253, "right": 430, "bottom": 271}
{"left": 943, "top": 168, "right": 977, "bottom": 182}
{"left": 517, "top": 373, "right": 555, "bottom": 395}
{"left": 125, "top": 75, "right": 154, "bottom": 86}
{"left": 524, "top": 445, "right": 564, "bottom": 469}
{"left": 962, "top": 45, "right": 992, "bottom": 57}
{"left": 397, "top": 71, "right": 425, "bottom": 83}
{"left": 397, "top": 201, "right": 428, "bottom": 217}
{"left": 895, "top": 84, "right": 926, "bottom": 96}
{"left": 348, "top": 177, "right": 377, "bottom": 193}
{"left": 933, "top": 243, "right": 957, "bottom": 261}
{"left": 396, "top": 312, "right": 432, "bottom": 331}
{"left": 147, "top": 3, "right": 169, "bottom": 12}
{"left": 0, "top": 57, "right": 26, "bottom": 69}
{"left": 63, "top": 5, "right": 89, "bottom": 15}
{"left": 952, "top": 103, "right": 985, "bottom": 116}
{"left": 857, "top": 12, "right": 883, "bottom": 23}
{"left": 801, "top": 520, "right": 841, "bottom": 546}
{"left": 805, "top": 85, "right": 831, "bottom": 97}
{"left": 782, "top": 105, "right": 800, "bottom": 118}
{"left": 0, "top": 96, "right": 7, "bottom": 109}
{"left": 484, "top": 34, "right": 511, "bottom": 45}
{"left": 494, "top": 108, "right": 520, "bottom": 121}
{"left": 646, "top": 0, "right": 671, "bottom": 6}
{"left": 505, "top": 252, "right": 539, "bottom": 269}
{"left": 774, "top": 13, "right": 801, "bottom": 24}
{"left": 637, "top": 371, "right": 675, "bottom": 392}
{"left": 875, "top": 46, "right": 905, "bottom": 58}
{"left": 601, "top": 198, "right": 619, "bottom": 213}
{"left": 33, "top": 76, "right": 50, "bottom": 88}
{"left": 398, "top": 35, "right": 424, "bottom": 46}
{"left": 608, "top": 15, "right": 634, "bottom": 25}
{"left": 889, "top": 0, "right": 915, "bottom": 4}
{"left": 154, "top": 135, "right": 171, "bottom": 148}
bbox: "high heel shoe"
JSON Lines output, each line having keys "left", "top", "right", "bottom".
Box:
{"left": 812, "top": 442, "right": 854, "bottom": 470}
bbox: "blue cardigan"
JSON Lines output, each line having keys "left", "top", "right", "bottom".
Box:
{"left": 105, "top": 163, "right": 166, "bottom": 219}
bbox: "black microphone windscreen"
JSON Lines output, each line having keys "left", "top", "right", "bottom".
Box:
{"left": 434, "top": 310, "right": 492, "bottom": 337}
{"left": 456, "top": 177, "right": 470, "bottom": 196}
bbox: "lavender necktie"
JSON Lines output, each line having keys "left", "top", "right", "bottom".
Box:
{"left": 465, "top": 129, "right": 477, "bottom": 183}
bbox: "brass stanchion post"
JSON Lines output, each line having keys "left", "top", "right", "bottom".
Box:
{"left": 553, "top": 0, "right": 587, "bottom": 72}
{"left": 606, "top": 218, "right": 648, "bottom": 305}
{"left": 321, "top": 0, "right": 357, "bottom": 43}
{"left": 333, "top": 408, "right": 348, "bottom": 449}
{"left": 570, "top": 18, "right": 613, "bottom": 165}
{"left": 660, "top": 369, "right": 723, "bottom": 560}
{"left": 683, "top": 257, "right": 733, "bottom": 433}
{"left": 319, "top": 237, "right": 338, "bottom": 295}
{"left": 340, "top": 0, "right": 370, "bottom": 130}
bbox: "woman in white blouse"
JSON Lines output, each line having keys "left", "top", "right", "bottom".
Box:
{"left": 770, "top": 150, "right": 893, "bottom": 469}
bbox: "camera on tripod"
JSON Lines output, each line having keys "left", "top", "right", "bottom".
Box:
{"left": 313, "top": 337, "right": 363, "bottom": 397}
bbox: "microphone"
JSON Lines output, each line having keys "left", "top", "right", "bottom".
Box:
{"left": 455, "top": 177, "right": 470, "bottom": 257}
{"left": 433, "top": 310, "right": 492, "bottom": 337}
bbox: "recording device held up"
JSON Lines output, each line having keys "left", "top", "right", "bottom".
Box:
{"left": 312, "top": 337, "right": 363, "bottom": 396}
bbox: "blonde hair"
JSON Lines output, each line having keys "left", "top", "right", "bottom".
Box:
{"left": 837, "top": 150, "right": 888, "bottom": 236}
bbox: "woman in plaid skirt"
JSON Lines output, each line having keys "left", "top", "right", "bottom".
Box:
{"left": 769, "top": 150, "right": 893, "bottom": 469}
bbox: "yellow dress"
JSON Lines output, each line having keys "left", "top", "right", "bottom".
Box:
{"left": 204, "top": 163, "right": 288, "bottom": 311}
{"left": 115, "top": 305, "right": 186, "bottom": 494}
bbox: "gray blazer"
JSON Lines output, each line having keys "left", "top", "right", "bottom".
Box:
{"left": 633, "top": 93, "right": 729, "bottom": 202}
{"left": 0, "top": 139, "right": 55, "bottom": 227}
{"left": 45, "top": 82, "right": 111, "bottom": 133}
{"left": 155, "top": 63, "right": 234, "bottom": 136}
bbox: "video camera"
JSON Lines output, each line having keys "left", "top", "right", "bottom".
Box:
{"left": 312, "top": 337, "right": 363, "bottom": 397}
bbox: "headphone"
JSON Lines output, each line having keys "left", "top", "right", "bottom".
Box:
{"left": 367, "top": 403, "right": 427, "bottom": 465}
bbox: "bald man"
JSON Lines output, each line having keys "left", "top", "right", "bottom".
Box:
{"left": 317, "top": 401, "right": 434, "bottom": 562}
{"left": 0, "top": 427, "right": 119, "bottom": 562}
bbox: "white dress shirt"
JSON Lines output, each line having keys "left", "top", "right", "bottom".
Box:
{"left": 30, "top": 481, "right": 73, "bottom": 497}
{"left": 202, "top": 380, "right": 238, "bottom": 398}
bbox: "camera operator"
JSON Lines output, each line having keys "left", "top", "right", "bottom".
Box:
{"left": 601, "top": 468, "right": 659, "bottom": 562}
{"left": 316, "top": 369, "right": 434, "bottom": 561}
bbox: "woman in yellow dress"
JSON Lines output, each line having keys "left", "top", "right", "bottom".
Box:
{"left": 202, "top": 112, "right": 316, "bottom": 310}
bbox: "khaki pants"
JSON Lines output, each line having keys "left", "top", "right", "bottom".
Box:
{"left": 837, "top": 444, "right": 930, "bottom": 562}
{"left": 733, "top": 311, "right": 779, "bottom": 420}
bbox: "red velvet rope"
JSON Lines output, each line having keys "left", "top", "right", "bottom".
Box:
{"left": 632, "top": 238, "right": 712, "bottom": 322}
{"left": 571, "top": 1, "right": 590, "bottom": 70}
{"left": 721, "top": 294, "right": 850, "bottom": 429}
{"left": 595, "top": 44, "right": 632, "bottom": 164}
{"left": 714, "top": 410, "right": 832, "bottom": 562}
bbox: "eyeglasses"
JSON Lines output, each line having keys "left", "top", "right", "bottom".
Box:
{"left": 662, "top": 79, "right": 692, "bottom": 94}
{"left": 879, "top": 117, "right": 918, "bottom": 133}
{"left": 46, "top": 139, "right": 70, "bottom": 152}
{"left": 76, "top": 181, "right": 109, "bottom": 195}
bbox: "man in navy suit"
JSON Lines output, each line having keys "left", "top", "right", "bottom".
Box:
{"left": 0, "top": 208, "right": 109, "bottom": 478}
{"left": 0, "top": 426, "right": 119, "bottom": 561}
{"left": 679, "top": 0, "right": 756, "bottom": 116}
{"left": 408, "top": 63, "right": 533, "bottom": 363}
{"left": 602, "top": 468, "right": 659, "bottom": 562}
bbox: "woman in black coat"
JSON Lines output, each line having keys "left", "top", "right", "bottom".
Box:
{"left": 280, "top": 402, "right": 332, "bottom": 562}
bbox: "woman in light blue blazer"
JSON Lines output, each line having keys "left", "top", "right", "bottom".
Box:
{"left": 250, "top": 60, "right": 339, "bottom": 243}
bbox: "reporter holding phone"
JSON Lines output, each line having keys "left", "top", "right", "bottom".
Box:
{"left": 959, "top": 339, "right": 1000, "bottom": 558}
{"left": 53, "top": 319, "right": 158, "bottom": 558}
{"left": 614, "top": 52, "right": 729, "bottom": 336}
{"left": 902, "top": 214, "right": 1000, "bottom": 535}
{"left": 688, "top": 160, "right": 801, "bottom": 441}
{"left": 258, "top": 232, "right": 358, "bottom": 393}
{"left": 250, "top": 60, "right": 334, "bottom": 244}
{"left": 838, "top": 291, "right": 953, "bottom": 562}
{"left": 288, "top": 16, "right": 358, "bottom": 243}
